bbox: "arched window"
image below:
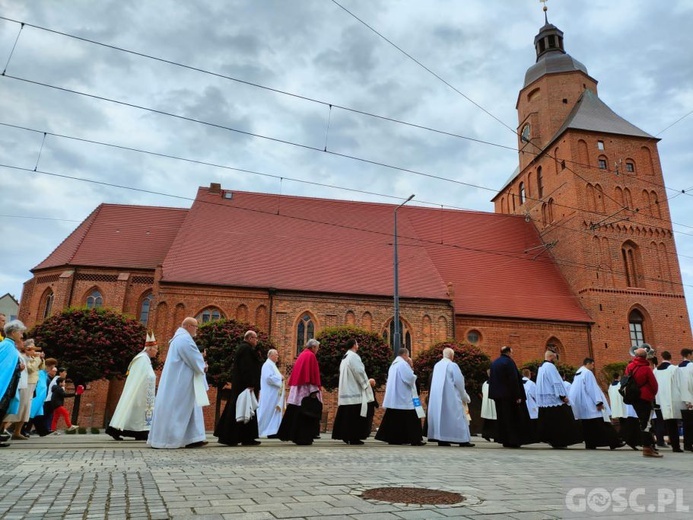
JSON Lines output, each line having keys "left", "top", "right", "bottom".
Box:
{"left": 598, "top": 155, "right": 608, "bottom": 170}
{"left": 138, "top": 292, "right": 153, "bottom": 325}
{"left": 296, "top": 313, "right": 315, "bottom": 354}
{"left": 345, "top": 310, "right": 356, "bottom": 326}
{"left": 628, "top": 309, "right": 645, "bottom": 347}
{"left": 41, "top": 289, "right": 54, "bottom": 320}
{"left": 537, "top": 167, "right": 544, "bottom": 198}
{"left": 86, "top": 289, "right": 103, "bottom": 309}
{"left": 546, "top": 337, "right": 565, "bottom": 361}
{"left": 547, "top": 198, "right": 555, "bottom": 223}
{"left": 586, "top": 183, "right": 596, "bottom": 213}
{"left": 625, "top": 160, "right": 635, "bottom": 173}
{"left": 382, "top": 318, "right": 412, "bottom": 352}
{"left": 621, "top": 240, "right": 644, "bottom": 288}
{"left": 197, "top": 307, "right": 223, "bottom": 323}
{"left": 594, "top": 184, "right": 605, "bottom": 213}
{"left": 361, "top": 311, "right": 373, "bottom": 331}
{"left": 623, "top": 188, "right": 633, "bottom": 209}
{"left": 236, "top": 304, "right": 248, "bottom": 322}
{"left": 650, "top": 191, "right": 661, "bottom": 219}
{"left": 519, "top": 182, "right": 525, "bottom": 205}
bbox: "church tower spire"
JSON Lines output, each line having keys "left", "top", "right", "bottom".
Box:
{"left": 493, "top": 9, "right": 691, "bottom": 368}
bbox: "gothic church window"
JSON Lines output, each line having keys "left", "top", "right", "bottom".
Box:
{"left": 598, "top": 156, "right": 608, "bottom": 170}
{"left": 519, "top": 182, "right": 525, "bottom": 205}
{"left": 628, "top": 309, "right": 645, "bottom": 347}
{"left": 86, "top": 289, "right": 103, "bottom": 309}
{"left": 625, "top": 161, "right": 635, "bottom": 173}
{"left": 42, "top": 289, "right": 54, "bottom": 320}
{"left": 621, "top": 241, "right": 643, "bottom": 288}
{"left": 296, "top": 313, "right": 315, "bottom": 354}
{"left": 537, "top": 167, "right": 544, "bottom": 198}
{"left": 197, "top": 306, "right": 223, "bottom": 323}
{"left": 139, "top": 291, "right": 153, "bottom": 325}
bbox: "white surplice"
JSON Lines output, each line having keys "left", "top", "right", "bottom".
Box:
{"left": 522, "top": 377, "right": 539, "bottom": 419}
{"left": 109, "top": 350, "right": 156, "bottom": 432}
{"left": 569, "top": 367, "right": 611, "bottom": 420}
{"left": 426, "top": 358, "right": 470, "bottom": 443}
{"left": 480, "top": 381, "right": 497, "bottom": 420}
{"left": 147, "top": 327, "right": 208, "bottom": 449}
{"left": 536, "top": 361, "right": 566, "bottom": 408}
{"left": 382, "top": 356, "right": 416, "bottom": 410}
{"left": 679, "top": 362, "right": 693, "bottom": 406}
{"left": 257, "top": 358, "right": 284, "bottom": 437}
{"left": 655, "top": 363, "right": 682, "bottom": 420}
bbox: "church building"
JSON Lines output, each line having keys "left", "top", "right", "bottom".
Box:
{"left": 18, "top": 16, "right": 690, "bottom": 427}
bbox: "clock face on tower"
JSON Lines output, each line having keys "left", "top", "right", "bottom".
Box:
{"left": 521, "top": 123, "right": 531, "bottom": 142}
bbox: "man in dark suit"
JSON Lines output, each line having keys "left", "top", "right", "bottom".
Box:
{"left": 489, "top": 346, "right": 529, "bottom": 448}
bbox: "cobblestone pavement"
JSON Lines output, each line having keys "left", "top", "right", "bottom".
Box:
{"left": 2, "top": 434, "right": 693, "bottom": 519}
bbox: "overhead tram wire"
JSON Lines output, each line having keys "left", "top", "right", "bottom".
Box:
{"left": 0, "top": 15, "right": 514, "bottom": 154}
{"left": 2, "top": 22, "right": 692, "bottom": 253}
{"left": 1, "top": 16, "right": 689, "bottom": 230}
{"left": 2, "top": 160, "right": 692, "bottom": 292}
{"left": 6, "top": 118, "right": 693, "bottom": 265}
{"left": 326, "top": 4, "right": 693, "bottom": 232}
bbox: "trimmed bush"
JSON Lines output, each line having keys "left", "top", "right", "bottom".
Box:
{"left": 315, "top": 326, "right": 392, "bottom": 391}
{"left": 196, "top": 319, "right": 274, "bottom": 388}
{"left": 30, "top": 308, "right": 148, "bottom": 386}
{"left": 413, "top": 341, "right": 491, "bottom": 396}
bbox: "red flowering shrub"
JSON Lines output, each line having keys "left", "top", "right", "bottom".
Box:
{"left": 413, "top": 341, "right": 491, "bottom": 396}
{"left": 196, "top": 319, "right": 274, "bottom": 388}
{"left": 29, "top": 308, "right": 147, "bottom": 385}
{"left": 315, "top": 326, "right": 392, "bottom": 391}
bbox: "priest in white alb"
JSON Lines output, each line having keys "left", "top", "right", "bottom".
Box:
{"left": 148, "top": 317, "right": 209, "bottom": 449}
{"left": 569, "top": 357, "right": 623, "bottom": 449}
{"left": 536, "top": 350, "right": 582, "bottom": 448}
{"left": 654, "top": 351, "right": 683, "bottom": 452}
{"left": 427, "top": 348, "right": 474, "bottom": 447}
{"left": 257, "top": 349, "right": 284, "bottom": 438}
{"left": 106, "top": 333, "right": 158, "bottom": 441}
{"left": 521, "top": 368, "right": 539, "bottom": 442}
{"left": 375, "top": 348, "right": 425, "bottom": 446}
{"left": 480, "top": 370, "right": 497, "bottom": 442}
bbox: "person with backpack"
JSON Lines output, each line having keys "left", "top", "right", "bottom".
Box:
{"left": 624, "top": 345, "right": 661, "bottom": 458}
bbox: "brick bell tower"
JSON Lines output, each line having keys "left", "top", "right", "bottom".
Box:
{"left": 493, "top": 10, "right": 691, "bottom": 366}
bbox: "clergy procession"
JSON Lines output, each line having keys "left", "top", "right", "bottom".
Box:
{"left": 4, "top": 315, "right": 693, "bottom": 460}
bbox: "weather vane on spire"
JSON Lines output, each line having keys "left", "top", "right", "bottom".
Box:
{"left": 540, "top": 0, "right": 549, "bottom": 23}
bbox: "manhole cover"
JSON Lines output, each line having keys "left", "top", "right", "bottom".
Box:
{"left": 361, "top": 487, "right": 464, "bottom": 505}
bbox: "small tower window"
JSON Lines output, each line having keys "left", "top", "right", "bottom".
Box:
{"left": 628, "top": 309, "right": 645, "bottom": 347}
{"left": 519, "top": 182, "right": 525, "bottom": 205}
{"left": 625, "top": 162, "right": 635, "bottom": 173}
{"left": 597, "top": 140, "right": 605, "bottom": 151}
{"left": 537, "top": 167, "right": 544, "bottom": 198}
{"left": 598, "top": 158, "right": 607, "bottom": 170}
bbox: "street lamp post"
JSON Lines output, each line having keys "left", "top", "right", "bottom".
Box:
{"left": 393, "top": 194, "right": 415, "bottom": 354}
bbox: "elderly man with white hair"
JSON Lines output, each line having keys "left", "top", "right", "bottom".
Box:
{"left": 1, "top": 320, "right": 27, "bottom": 447}
{"left": 427, "top": 347, "right": 474, "bottom": 447}
{"left": 257, "top": 349, "right": 284, "bottom": 438}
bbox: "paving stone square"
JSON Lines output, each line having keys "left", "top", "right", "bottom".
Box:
{"left": 1, "top": 434, "right": 692, "bottom": 519}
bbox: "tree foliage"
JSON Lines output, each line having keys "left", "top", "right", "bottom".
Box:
{"left": 315, "top": 326, "right": 392, "bottom": 391}
{"left": 29, "top": 308, "right": 147, "bottom": 385}
{"left": 600, "top": 361, "right": 629, "bottom": 385}
{"left": 413, "top": 341, "right": 491, "bottom": 396}
{"left": 520, "top": 359, "right": 579, "bottom": 383}
{"left": 196, "top": 318, "right": 273, "bottom": 388}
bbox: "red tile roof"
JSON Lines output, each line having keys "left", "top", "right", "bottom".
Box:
{"left": 160, "top": 188, "right": 591, "bottom": 323}
{"left": 33, "top": 204, "right": 188, "bottom": 271}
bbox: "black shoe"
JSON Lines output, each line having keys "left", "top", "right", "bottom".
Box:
{"left": 437, "top": 441, "right": 452, "bottom": 447}
{"left": 627, "top": 443, "right": 639, "bottom": 451}
{"left": 684, "top": 445, "right": 693, "bottom": 452}
{"left": 0, "top": 432, "right": 10, "bottom": 443}
{"left": 411, "top": 441, "right": 426, "bottom": 446}
{"left": 502, "top": 443, "right": 521, "bottom": 448}
{"left": 672, "top": 447, "right": 684, "bottom": 453}
{"left": 348, "top": 440, "right": 364, "bottom": 445}
{"left": 610, "top": 442, "right": 626, "bottom": 450}
{"left": 458, "top": 442, "right": 475, "bottom": 447}
{"left": 586, "top": 445, "right": 597, "bottom": 450}
{"left": 241, "top": 440, "right": 261, "bottom": 446}
{"left": 185, "top": 441, "right": 208, "bottom": 448}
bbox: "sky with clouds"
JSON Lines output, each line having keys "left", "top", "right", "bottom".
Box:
{"left": 1, "top": 1, "right": 692, "bottom": 326}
